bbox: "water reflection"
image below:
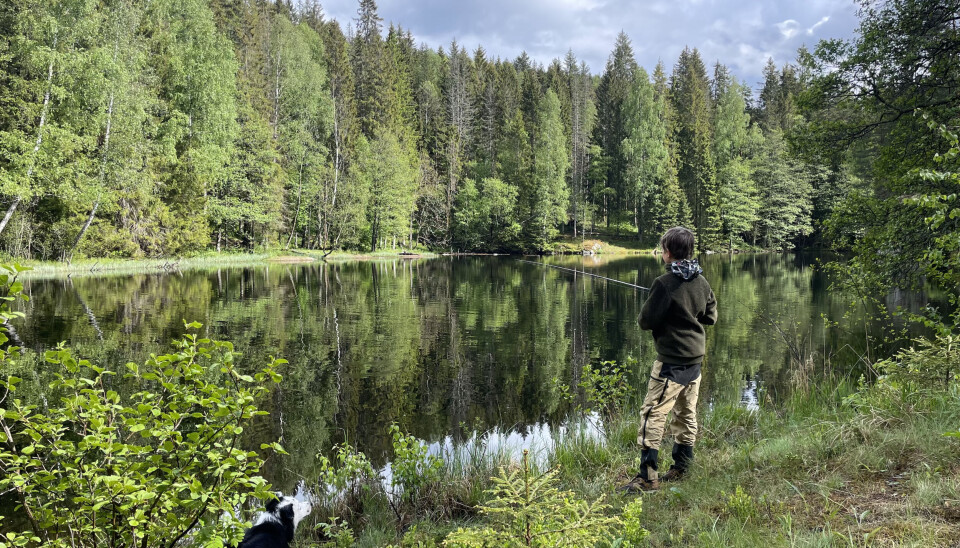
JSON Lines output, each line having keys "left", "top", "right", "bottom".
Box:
{"left": 376, "top": 412, "right": 605, "bottom": 500}
{"left": 740, "top": 377, "right": 760, "bottom": 411}
{"left": 12, "top": 254, "right": 934, "bottom": 491}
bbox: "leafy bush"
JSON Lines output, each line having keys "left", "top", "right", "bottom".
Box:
{"left": 389, "top": 423, "right": 444, "bottom": 503}
{"left": 556, "top": 360, "right": 636, "bottom": 420}
{"left": 315, "top": 517, "right": 356, "bottom": 547}
{"left": 0, "top": 262, "right": 285, "bottom": 548}
{"left": 580, "top": 360, "right": 635, "bottom": 418}
{"left": 443, "top": 450, "right": 621, "bottom": 547}
{"left": 316, "top": 441, "right": 378, "bottom": 504}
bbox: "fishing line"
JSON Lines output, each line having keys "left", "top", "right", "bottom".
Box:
{"left": 517, "top": 259, "right": 651, "bottom": 291}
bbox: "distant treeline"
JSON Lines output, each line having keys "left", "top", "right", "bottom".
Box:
{"left": 0, "top": 0, "right": 954, "bottom": 260}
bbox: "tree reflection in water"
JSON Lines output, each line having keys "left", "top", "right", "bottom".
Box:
{"left": 13, "top": 254, "right": 934, "bottom": 491}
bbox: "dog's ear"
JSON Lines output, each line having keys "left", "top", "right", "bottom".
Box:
{"left": 265, "top": 496, "right": 280, "bottom": 514}
{"left": 279, "top": 502, "right": 296, "bottom": 523}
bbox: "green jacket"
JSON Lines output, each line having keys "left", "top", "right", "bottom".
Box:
{"left": 639, "top": 264, "right": 718, "bottom": 365}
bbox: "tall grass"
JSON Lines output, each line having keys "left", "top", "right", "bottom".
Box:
{"left": 294, "top": 370, "right": 960, "bottom": 546}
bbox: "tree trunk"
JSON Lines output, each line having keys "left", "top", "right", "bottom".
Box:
{"left": 285, "top": 154, "right": 305, "bottom": 249}
{"left": 326, "top": 101, "right": 341, "bottom": 247}
{"left": 634, "top": 202, "right": 639, "bottom": 240}
{"left": 604, "top": 192, "right": 609, "bottom": 229}
{"left": 68, "top": 200, "right": 100, "bottom": 259}
{"left": 0, "top": 198, "right": 22, "bottom": 237}
{"left": 272, "top": 48, "right": 282, "bottom": 140}
{"left": 0, "top": 33, "right": 59, "bottom": 239}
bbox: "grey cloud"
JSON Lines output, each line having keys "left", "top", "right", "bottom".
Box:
{"left": 315, "top": 0, "right": 859, "bottom": 87}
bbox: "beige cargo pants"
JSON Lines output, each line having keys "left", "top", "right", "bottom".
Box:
{"left": 638, "top": 360, "right": 701, "bottom": 452}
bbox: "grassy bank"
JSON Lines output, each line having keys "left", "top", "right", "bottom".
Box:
{"left": 10, "top": 249, "right": 444, "bottom": 279}
{"left": 14, "top": 251, "right": 275, "bottom": 278}
{"left": 4, "top": 225, "right": 668, "bottom": 279}
{"left": 7, "top": 238, "right": 650, "bottom": 280}
{"left": 298, "top": 377, "right": 960, "bottom": 547}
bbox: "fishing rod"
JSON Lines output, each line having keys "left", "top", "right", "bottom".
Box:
{"left": 517, "top": 259, "right": 651, "bottom": 291}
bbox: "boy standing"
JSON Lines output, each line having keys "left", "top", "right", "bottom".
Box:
{"left": 622, "top": 227, "right": 717, "bottom": 493}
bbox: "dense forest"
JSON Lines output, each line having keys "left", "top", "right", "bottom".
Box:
{"left": 0, "top": 0, "right": 956, "bottom": 264}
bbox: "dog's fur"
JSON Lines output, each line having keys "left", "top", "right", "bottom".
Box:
{"left": 237, "top": 495, "right": 312, "bottom": 548}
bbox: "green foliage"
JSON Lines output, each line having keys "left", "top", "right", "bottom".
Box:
{"left": 389, "top": 423, "right": 443, "bottom": 502}
{"left": 0, "top": 263, "right": 28, "bottom": 331}
{"left": 453, "top": 177, "right": 520, "bottom": 252}
{"left": 798, "top": 0, "right": 960, "bottom": 287}
{"left": 0, "top": 0, "right": 859, "bottom": 256}
{"left": 613, "top": 498, "right": 649, "bottom": 547}
{"left": 671, "top": 47, "right": 718, "bottom": 249}
{"left": 390, "top": 524, "right": 440, "bottom": 547}
{"left": 559, "top": 360, "right": 635, "bottom": 420}
{"left": 316, "top": 441, "right": 377, "bottom": 504}
{"left": 316, "top": 517, "right": 356, "bottom": 547}
{"left": 873, "top": 334, "right": 959, "bottom": 391}
{"left": 916, "top": 122, "right": 960, "bottom": 247}
{"left": 752, "top": 130, "right": 813, "bottom": 250}
{"left": 593, "top": 32, "right": 638, "bottom": 232}
{"left": 359, "top": 129, "right": 418, "bottom": 251}
{"left": 721, "top": 485, "right": 758, "bottom": 522}
{"left": 621, "top": 67, "right": 670, "bottom": 242}
{"left": 912, "top": 117, "right": 960, "bottom": 326}
{"left": 524, "top": 90, "right": 570, "bottom": 249}
{"left": 712, "top": 74, "right": 760, "bottom": 249}
{"left": 443, "top": 450, "right": 621, "bottom": 547}
{"left": 0, "top": 309, "right": 284, "bottom": 546}
{"left": 0, "top": 515, "right": 37, "bottom": 548}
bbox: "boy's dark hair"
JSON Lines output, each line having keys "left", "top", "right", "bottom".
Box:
{"left": 660, "top": 227, "right": 695, "bottom": 260}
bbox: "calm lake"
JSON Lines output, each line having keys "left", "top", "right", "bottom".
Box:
{"left": 12, "top": 253, "right": 933, "bottom": 492}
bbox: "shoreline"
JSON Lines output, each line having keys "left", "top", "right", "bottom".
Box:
{"left": 10, "top": 244, "right": 788, "bottom": 279}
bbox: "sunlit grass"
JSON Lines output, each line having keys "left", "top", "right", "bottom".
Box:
{"left": 10, "top": 248, "right": 447, "bottom": 279}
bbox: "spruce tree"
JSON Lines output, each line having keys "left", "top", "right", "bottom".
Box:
{"left": 652, "top": 61, "right": 691, "bottom": 232}
{"left": 445, "top": 41, "right": 474, "bottom": 236}
{"left": 593, "top": 32, "right": 638, "bottom": 231}
{"left": 565, "top": 51, "right": 595, "bottom": 238}
{"left": 499, "top": 108, "right": 532, "bottom": 233}
{"left": 351, "top": 0, "right": 386, "bottom": 136}
{"left": 671, "top": 47, "right": 718, "bottom": 248}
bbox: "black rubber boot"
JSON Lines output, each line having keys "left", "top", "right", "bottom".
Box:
{"left": 673, "top": 443, "right": 693, "bottom": 470}
{"left": 639, "top": 448, "right": 659, "bottom": 480}
{"left": 662, "top": 443, "right": 693, "bottom": 482}
{"left": 621, "top": 448, "right": 661, "bottom": 494}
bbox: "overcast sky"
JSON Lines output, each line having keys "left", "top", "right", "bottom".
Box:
{"left": 315, "top": 0, "right": 861, "bottom": 89}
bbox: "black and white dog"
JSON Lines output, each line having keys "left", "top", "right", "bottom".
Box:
{"left": 237, "top": 494, "right": 312, "bottom": 548}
